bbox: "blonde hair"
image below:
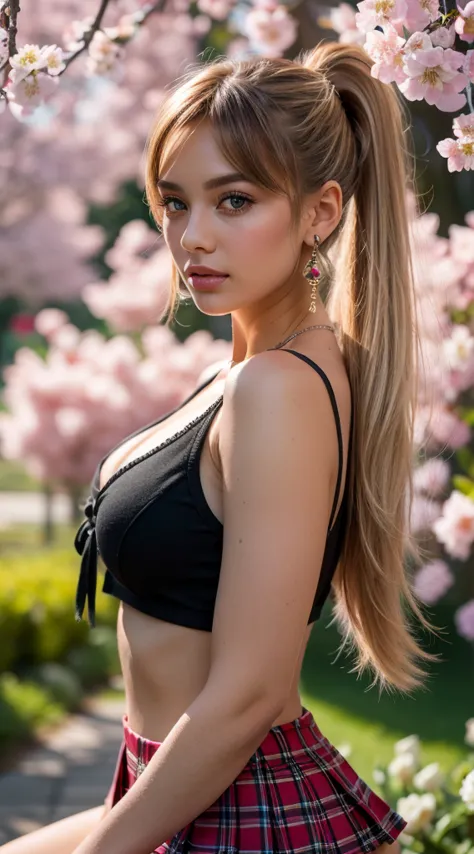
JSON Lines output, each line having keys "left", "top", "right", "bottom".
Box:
{"left": 145, "top": 42, "right": 441, "bottom": 695}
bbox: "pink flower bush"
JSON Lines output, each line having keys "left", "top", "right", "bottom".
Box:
{"left": 431, "top": 491, "right": 474, "bottom": 560}
{"left": 244, "top": 2, "right": 298, "bottom": 58}
{"left": 455, "top": 600, "right": 474, "bottom": 640}
{"left": 413, "top": 458, "right": 451, "bottom": 497}
{"left": 82, "top": 221, "right": 172, "bottom": 332}
{"left": 0, "top": 311, "right": 231, "bottom": 488}
{"left": 326, "top": 3, "right": 366, "bottom": 46}
{"left": 413, "top": 559, "right": 455, "bottom": 605}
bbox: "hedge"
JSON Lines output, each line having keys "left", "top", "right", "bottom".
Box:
{"left": 0, "top": 548, "right": 120, "bottom": 749}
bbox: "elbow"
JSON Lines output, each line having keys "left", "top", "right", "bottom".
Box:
{"left": 202, "top": 678, "right": 287, "bottom": 735}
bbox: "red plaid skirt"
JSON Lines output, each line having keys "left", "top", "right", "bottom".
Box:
{"left": 105, "top": 706, "right": 406, "bottom": 853}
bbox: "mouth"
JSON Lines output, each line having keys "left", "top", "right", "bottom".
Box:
{"left": 187, "top": 273, "right": 229, "bottom": 291}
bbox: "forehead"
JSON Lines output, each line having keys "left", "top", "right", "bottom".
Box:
{"left": 159, "top": 121, "right": 232, "bottom": 180}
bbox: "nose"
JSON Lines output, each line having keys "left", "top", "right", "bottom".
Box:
{"left": 180, "top": 209, "right": 215, "bottom": 254}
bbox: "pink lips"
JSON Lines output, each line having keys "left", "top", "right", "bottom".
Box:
{"left": 187, "top": 273, "right": 228, "bottom": 291}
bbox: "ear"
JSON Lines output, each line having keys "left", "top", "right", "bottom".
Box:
{"left": 302, "top": 181, "right": 343, "bottom": 247}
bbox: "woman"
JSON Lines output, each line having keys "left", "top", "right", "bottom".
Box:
{"left": 1, "top": 39, "right": 439, "bottom": 854}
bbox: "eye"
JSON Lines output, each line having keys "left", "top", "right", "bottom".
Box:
{"left": 157, "top": 196, "right": 186, "bottom": 213}
{"left": 219, "top": 192, "right": 254, "bottom": 214}
{"left": 156, "top": 191, "right": 254, "bottom": 216}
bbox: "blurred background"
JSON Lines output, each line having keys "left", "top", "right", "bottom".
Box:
{"left": 1, "top": 0, "right": 474, "bottom": 846}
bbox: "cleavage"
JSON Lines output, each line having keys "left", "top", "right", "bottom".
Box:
{"left": 99, "top": 380, "right": 225, "bottom": 492}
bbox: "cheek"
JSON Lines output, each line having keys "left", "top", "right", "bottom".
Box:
{"left": 237, "top": 216, "right": 297, "bottom": 284}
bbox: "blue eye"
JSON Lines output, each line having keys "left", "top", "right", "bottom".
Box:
{"left": 157, "top": 191, "right": 254, "bottom": 216}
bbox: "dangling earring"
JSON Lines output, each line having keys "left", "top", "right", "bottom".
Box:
{"left": 303, "top": 234, "right": 321, "bottom": 314}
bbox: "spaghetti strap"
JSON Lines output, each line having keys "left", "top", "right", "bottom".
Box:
{"left": 275, "top": 348, "right": 347, "bottom": 532}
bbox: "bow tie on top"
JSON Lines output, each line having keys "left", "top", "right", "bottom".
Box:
{"left": 74, "top": 494, "right": 98, "bottom": 627}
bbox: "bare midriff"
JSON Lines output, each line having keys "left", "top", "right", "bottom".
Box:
{"left": 116, "top": 602, "right": 312, "bottom": 743}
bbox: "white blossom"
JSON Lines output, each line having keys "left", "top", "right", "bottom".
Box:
{"left": 460, "top": 769, "right": 474, "bottom": 811}
{"left": 388, "top": 753, "right": 418, "bottom": 784}
{"left": 397, "top": 792, "right": 437, "bottom": 833}
{"left": 465, "top": 718, "right": 474, "bottom": 747}
{"left": 394, "top": 734, "right": 421, "bottom": 763}
{"left": 413, "top": 762, "right": 445, "bottom": 791}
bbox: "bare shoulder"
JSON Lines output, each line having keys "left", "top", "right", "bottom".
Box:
{"left": 217, "top": 347, "right": 350, "bottom": 480}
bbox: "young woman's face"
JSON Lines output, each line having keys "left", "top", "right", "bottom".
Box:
{"left": 157, "top": 121, "right": 307, "bottom": 317}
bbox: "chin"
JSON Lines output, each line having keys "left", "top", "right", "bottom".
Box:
{"left": 188, "top": 294, "right": 239, "bottom": 317}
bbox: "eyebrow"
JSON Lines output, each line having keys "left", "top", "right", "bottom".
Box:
{"left": 156, "top": 172, "right": 250, "bottom": 192}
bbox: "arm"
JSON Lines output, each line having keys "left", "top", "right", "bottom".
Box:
{"left": 72, "top": 350, "right": 339, "bottom": 854}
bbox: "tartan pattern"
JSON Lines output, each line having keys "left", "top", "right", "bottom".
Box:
{"left": 105, "top": 706, "right": 406, "bottom": 853}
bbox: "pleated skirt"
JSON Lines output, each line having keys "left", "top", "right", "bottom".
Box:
{"left": 105, "top": 706, "right": 406, "bottom": 853}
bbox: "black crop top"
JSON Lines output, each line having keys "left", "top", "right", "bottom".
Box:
{"left": 74, "top": 349, "right": 353, "bottom": 630}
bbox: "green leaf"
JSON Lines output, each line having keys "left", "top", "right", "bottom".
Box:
{"left": 452, "top": 475, "right": 474, "bottom": 498}
{"left": 431, "top": 804, "right": 468, "bottom": 843}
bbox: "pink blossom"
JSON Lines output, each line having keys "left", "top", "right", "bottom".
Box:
{"left": 197, "top": 0, "right": 234, "bottom": 20}
{"left": 35, "top": 309, "right": 69, "bottom": 339}
{"left": 411, "top": 494, "right": 442, "bottom": 534}
{"left": 464, "top": 50, "right": 474, "bottom": 82}
{"left": 437, "top": 114, "right": 474, "bottom": 171}
{"left": 430, "top": 25, "right": 456, "bottom": 48}
{"left": 86, "top": 31, "right": 123, "bottom": 76}
{"left": 400, "top": 44, "right": 467, "bottom": 111}
{"left": 10, "top": 44, "right": 47, "bottom": 81}
{"left": 454, "top": 113, "right": 474, "bottom": 138}
{"left": 7, "top": 69, "right": 59, "bottom": 116}
{"left": 244, "top": 5, "right": 298, "bottom": 57}
{"left": 413, "top": 559, "right": 455, "bottom": 604}
{"left": 413, "top": 457, "right": 451, "bottom": 496}
{"left": 455, "top": 0, "right": 474, "bottom": 42}
{"left": 62, "top": 17, "right": 94, "bottom": 52}
{"left": 40, "top": 45, "right": 66, "bottom": 75}
{"left": 364, "top": 25, "right": 406, "bottom": 84}
{"left": 455, "top": 600, "right": 474, "bottom": 641}
{"left": 442, "top": 323, "right": 474, "bottom": 371}
{"left": 427, "top": 406, "right": 471, "bottom": 450}
{"left": 432, "top": 490, "right": 474, "bottom": 560}
{"left": 328, "top": 3, "right": 366, "bottom": 45}
{"left": 355, "top": 0, "right": 407, "bottom": 33}
{"left": 405, "top": 0, "right": 439, "bottom": 31}
{"left": 436, "top": 137, "right": 465, "bottom": 171}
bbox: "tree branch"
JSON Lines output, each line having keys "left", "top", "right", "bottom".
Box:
{"left": 0, "top": 0, "right": 169, "bottom": 105}
{"left": 60, "top": 0, "right": 113, "bottom": 73}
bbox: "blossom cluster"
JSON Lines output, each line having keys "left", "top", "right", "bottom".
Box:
{"left": 368, "top": 724, "right": 474, "bottom": 853}
{"left": 0, "top": 37, "right": 65, "bottom": 116}
{"left": 408, "top": 206, "right": 474, "bottom": 641}
{"left": 325, "top": 0, "right": 474, "bottom": 170}
{"left": 0, "top": 306, "right": 231, "bottom": 488}
{"left": 2, "top": 0, "right": 474, "bottom": 167}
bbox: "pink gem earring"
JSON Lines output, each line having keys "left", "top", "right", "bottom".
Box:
{"left": 303, "top": 234, "right": 321, "bottom": 314}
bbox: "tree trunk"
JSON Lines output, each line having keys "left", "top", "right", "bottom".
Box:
{"left": 42, "top": 482, "right": 54, "bottom": 546}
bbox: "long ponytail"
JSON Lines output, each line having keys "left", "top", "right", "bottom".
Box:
{"left": 304, "top": 42, "right": 440, "bottom": 695}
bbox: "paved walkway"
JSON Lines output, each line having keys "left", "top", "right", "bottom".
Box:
{"left": 0, "top": 491, "right": 70, "bottom": 526}
{"left": 0, "top": 698, "right": 124, "bottom": 845}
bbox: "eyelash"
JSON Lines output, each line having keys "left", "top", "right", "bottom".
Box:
{"left": 156, "top": 191, "right": 254, "bottom": 216}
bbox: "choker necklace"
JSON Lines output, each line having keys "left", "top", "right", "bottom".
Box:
{"left": 229, "top": 323, "right": 336, "bottom": 367}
